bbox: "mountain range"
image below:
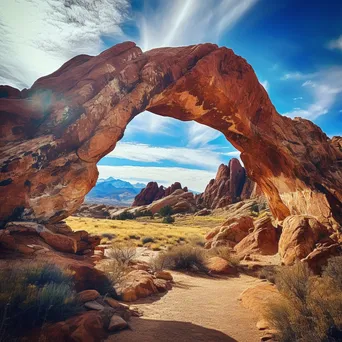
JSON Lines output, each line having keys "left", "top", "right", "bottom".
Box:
{"left": 85, "top": 177, "right": 146, "bottom": 206}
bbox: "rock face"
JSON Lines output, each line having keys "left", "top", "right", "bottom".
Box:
{"left": 0, "top": 42, "right": 341, "bottom": 228}
{"left": 196, "top": 158, "right": 254, "bottom": 209}
{"left": 278, "top": 215, "right": 331, "bottom": 265}
{"left": 132, "top": 181, "right": 186, "bottom": 206}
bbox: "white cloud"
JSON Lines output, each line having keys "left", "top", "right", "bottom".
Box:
{"left": 293, "top": 97, "right": 303, "bottom": 101}
{"left": 281, "top": 72, "right": 316, "bottom": 81}
{"left": 327, "top": 35, "right": 342, "bottom": 52}
{"left": 107, "top": 141, "right": 238, "bottom": 171}
{"left": 261, "top": 80, "right": 269, "bottom": 91}
{"left": 97, "top": 165, "right": 216, "bottom": 192}
{"left": 137, "top": 0, "right": 258, "bottom": 51}
{"left": 283, "top": 67, "right": 342, "bottom": 120}
{"left": 187, "top": 122, "right": 222, "bottom": 147}
{"left": 0, "top": 0, "right": 129, "bottom": 88}
{"left": 124, "top": 111, "right": 179, "bottom": 137}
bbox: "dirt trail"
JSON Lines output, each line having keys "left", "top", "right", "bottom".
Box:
{"left": 106, "top": 272, "right": 264, "bottom": 342}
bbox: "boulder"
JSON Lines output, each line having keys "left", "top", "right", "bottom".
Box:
{"left": 84, "top": 301, "right": 105, "bottom": 311}
{"left": 40, "top": 229, "right": 78, "bottom": 254}
{"left": 302, "top": 243, "right": 341, "bottom": 274}
{"left": 118, "top": 270, "right": 158, "bottom": 302}
{"left": 234, "top": 216, "right": 278, "bottom": 257}
{"left": 279, "top": 215, "right": 330, "bottom": 265}
{"left": 153, "top": 278, "right": 172, "bottom": 292}
{"left": 77, "top": 290, "right": 100, "bottom": 303}
{"left": 206, "top": 215, "right": 254, "bottom": 248}
{"left": 108, "top": 315, "right": 128, "bottom": 332}
{"left": 147, "top": 189, "right": 196, "bottom": 214}
{"left": 154, "top": 270, "right": 173, "bottom": 281}
{"left": 34, "top": 311, "right": 106, "bottom": 342}
{"left": 206, "top": 256, "right": 238, "bottom": 275}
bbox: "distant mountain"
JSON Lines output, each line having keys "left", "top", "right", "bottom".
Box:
{"left": 86, "top": 178, "right": 146, "bottom": 206}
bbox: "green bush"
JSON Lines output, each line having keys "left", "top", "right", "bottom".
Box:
{"left": 159, "top": 205, "right": 173, "bottom": 217}
{"left": 141, "top": 236, "right": 155, "bottom": 244}
{"left": 0, "top": 263, "right": 82, "bottom": 340}
{"left": 162, "top": 215, "right": 175, "bottom": 224}
{"left": 116, "top": 211, "right": 135, "bottom": 220}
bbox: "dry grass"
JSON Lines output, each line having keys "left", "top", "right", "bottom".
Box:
{"left": 265, "top": 259, "right": 342, "bottom": 342}
{"left": 150, "top": 245, "right": 208, "bottom": 273}
{"left": 65, "top": 215, "right": 221, "bottom": 248}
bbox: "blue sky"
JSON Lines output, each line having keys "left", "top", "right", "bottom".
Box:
{"left": 1, "top": 0, "right": 341, "bottom": 191}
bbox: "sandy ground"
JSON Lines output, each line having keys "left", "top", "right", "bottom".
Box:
{"left": 106, "top": 272, "right": 264, "bottom": 342}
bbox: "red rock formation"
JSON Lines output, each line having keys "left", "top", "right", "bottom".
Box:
{"left": 132, "top": 181, "right": 186, "bottom": 206}
{"left": 0, "top": 42, "right": 341, "bottom": 228}
{"left": 196, "top": 158, "right": 253, "bottom": 209}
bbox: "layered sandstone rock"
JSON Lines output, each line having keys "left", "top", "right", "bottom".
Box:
{"left": 0, "top": 42, "right": 341, "bottom": 229}
{"left": 196, "top": 158, "right": 254, "bottom": 209}
{"left": 234, "top": 216, "right": 278, "bottom": 257}
{"left": 132, "top": 181, "right": 186, "bottom": 206}
{"left": 278, "top": 215, "right": 331, "bottom": 265}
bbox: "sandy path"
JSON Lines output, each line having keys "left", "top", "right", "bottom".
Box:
{"left": 106, "top": 273, "right": 263, "bottom": 342}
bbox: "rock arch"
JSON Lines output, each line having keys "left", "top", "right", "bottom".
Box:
{"left": 0, "top": 42, "right": 341, "bottom": 228}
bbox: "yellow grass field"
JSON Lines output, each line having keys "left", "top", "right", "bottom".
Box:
{"left": 66, "top": 214, "right": 226, "bottom": 250}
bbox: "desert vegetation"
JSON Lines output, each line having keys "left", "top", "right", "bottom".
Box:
{"left": 265, "top": 258, "right": 342, "bottom": 342}
{"left": 0, "top": 262, "right": 82, "bottom": 341}
{"left": 65, "top": 214, "right": 222, "bottom": 248}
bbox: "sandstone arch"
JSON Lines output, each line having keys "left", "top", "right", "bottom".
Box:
{"left": 0, "top": 42, "right": 341, "bottom": 228}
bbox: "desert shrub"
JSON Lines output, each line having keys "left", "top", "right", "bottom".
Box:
{"left": 189, "top": 236, "right": 206, "bottom": 247}
{"left": 257, "top": 265, "right": 278, "bottom": 284}
{"left": 159, "top": 205, "right": 173, "bottom": 217}
{"left": 134, "top": 210, "right": 153, "bottom": 218}
{"left": 107, "top": 242, "right": 136, "bottom": 263}
{"left": 141, "top": 236, "right": 154, "bottom": 244}
{"left": 162, "top": 215, "right": 175, "bottom": 224}
{"left": 322, "top": 255, "right": 342, "bottom": 290}
{"left": 265, "top": 261, "right": 342, "bottom": 342}
{"left": 153, "top": 245, "right": 208, "bottom": 273}
{"left": 0, "top": 263, "right": 81, "bottom": 341}
{"left": 100, "top": 260, "right": 129, "bottom": 286}
{"left": 209, "top": 246, "right": 240, "bottom": 267}
{"left": 128, "top": 234, "right": 140, "bottom": 240}
{"left": 101, "top": 233, "right": 115, "bottom": 240}
{"left": 116, "top": 211, "right": 135, "bottom": 220}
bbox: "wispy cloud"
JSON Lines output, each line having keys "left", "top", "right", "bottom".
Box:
{"left": 293, "top": 97, "right": 303, "bottom": 101}
{"left": 280, "top": 72, "right": 315, "bottom": 81}
{"left": 187, "top": 122, "right": 222, "bottom": 147}
{"left": 98, "top": 165, "right": 216, "bottom": 192}
{"left": 0, "top": 0, "right": 129, "bottom": 88}
{"left": 327, "top": 35, "right": 342, "bottom": 52}
{"left": 107, "top": 141, "right": 238, "bottom": 171}
{"left": 283, "top": 67, "right": 342, "bottom": 120}
{"left": 137, "top": 0, "right": 259, "bottom": 51}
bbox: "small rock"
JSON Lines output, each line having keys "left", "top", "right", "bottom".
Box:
{"left": 84, "top": 301, "right": 104, "bottom": 311}
{"left": 153, "top": 278, "right": 172, "bottom": 292}
{"left": 108, "top": 315, "right": 128, "bottom": 332}
{"left": 77, "top": 290, "right": 100, "bottom": 303}
{"left": 154, "top": 271, "right": 173, "bottom": 281}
